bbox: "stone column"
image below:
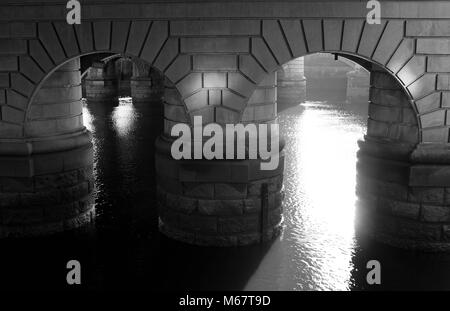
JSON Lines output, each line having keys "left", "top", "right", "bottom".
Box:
{"left": 277, "top": 57, "right": 306, "bottom": 112}
{"left": 347, "top": 67, "right": 370, "bottom": 103}
{"left": 116, "top": 58, "right": 133, "bottom": 97}
{"left": 130, "top": 61, "right": 164, "bottom": 103}
{"left": 156, "top": 73, "right": 284, "bottom": 246}
{"left": 0, "top": 58, "right": 95, "bottom": 237}
{"left": 304, "top": 53, "right": 352, "bottom": 100}
{"left": 84, "top": 61, "right": 118, "bottom": 103}
{"left": 355, "top": 65, "right": 450, "bottom": 251}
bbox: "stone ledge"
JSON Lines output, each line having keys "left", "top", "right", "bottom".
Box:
{"left": 0, "top": 129, "right": 92, "bottom": 156}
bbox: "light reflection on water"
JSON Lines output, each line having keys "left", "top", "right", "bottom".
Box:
{"left": 245, "top": 101, "right": 367, "bottom": 291}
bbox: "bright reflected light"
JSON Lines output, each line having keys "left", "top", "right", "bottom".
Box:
{"left": 245, "top": 101, "right": 367, "bottom": 291}
{"left": 112, "top": 97, "right": 137, "bottom": 137}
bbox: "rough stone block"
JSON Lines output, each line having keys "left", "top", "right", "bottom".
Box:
{"left": 0, "top": 39, "right": 27, "bottom": 55}
{"left": 263, "top": 20, "right": 291, "bottom": 65}
{"left": 369, "top": 104, "right": 401, "bottom": 123}
{"left": 189, "top": 107, "right": 214, "bottom": 125}
{"left": 19, "top": 56, "right": 44, "bottom": 83}
{"left": 111, "top": 21, "right": 130, "bottom": 52}
{"left": 0, "top": 56, "right": 17, "bottom": 71}
{"left": 171, "top": 20, "right": 259, "bottom": 36}
{"left": 409, "top": 187, "right": 444, "bottom": 204}
{"left": 323, "top": 20, "right": 342, "bottom": 51}
{"left": 227, "top": 72, "right": 255, "bottom": 98}
{"left": 407, "top": 20, "right": 450, "bottom": 37}
{"left": 74, "top": 23, "right": 94, "bottom": 53}
{"left": 176, "top": 73, "right": 202, "bottom": 98}
{"left": 7, "top": 22, "right": 36, "bottom": 38}
{"left": 238, "top": 55, "right": 266, "bottom": 84}
{"left": 302, "top": 19, "right": 322, "bottom": 53}
{"left": 222, "top": 90, "right": 245, "bottom": 111}
{"left": 373, "top": 20, "right": 404, "bottom": 65}
{"left": 280, "top": 20, "right": 307, "bottom": 58}
{"left": 415, "top": 92, "right": 441, "bottom": 114}
{"left": 204, "top": 72, "right": 226, "bottom": 88}
{"left": 251, "top": 37, "right": 278, "bottom": 73}
{"left": 420, "top": 110, "right": 446, "bottom": 128}
{"left": 198, "top": 199, "right": 244, "bottom": 216}
{"left": 358, "top": 22, "right": 386, "bottom": 58}
{"left": 166, "top": 193, "right": 197, "bottom": 214}
{"left": 6, "top": 89, "right": 28, "bottom": 110}
{"left": 367, "top": 119, "right": 389, "bottom": 138}
{"left": 54, "top": 22, "right": 79, "bottom": 58}
{"left": 153, "top": 38, "right": 179, "bottom": 73}
{"left": 126, "top": 21, "right": 151, "bottom": 56}
{"left": 410, "top": 165, "right": 450, "bottom": 187}
{"left": 193, "top": 54, "right": 237, "bottom": 71}
{"left": 417, "top": 39, "right": 450, "bottom": 54}
{"left": 389, "top": 200, "right": 420, "bottom": 220}
{"left": 184, "top": 90, "right": 208, "bottom": 111}
{"left": 0, "top": 73, "right": 8, "bottom": 88}
{"left": 164, "top": 104, "right": 187, "bottom": 122}
{"left": 0, "top": 121, "right": 22, "bottom": 138}
{"left": 181, "top": 37, "right": 249, "bottom": 53}
{"left": 407, "top": 74, "right": 436, "bottom": 99}
{"left": 342, "top": 20, "right": 364, "bottom": 53}
{"left": 10, "top": 73, "right": 34, "bottom": 97}
{"left": 38, "top": 23, "right": 65, "bottom": 63}
{"left": 218, "top": 215, "right": 258, "bottom": 234}
{"left": 421, "top": 205, "right": 450, "bottom": 222}
{"left": 428, "top": 56, "right": 450, "bottom": 73}
{"left": 0, "top": 157, "right": 32, "bottom": 178}
{"left": 397, "top": 220, "right": 442, "bottom": 241}
{"left": 0, "top": 177, "right": 33, "bottom": 193}
{"left": 215, "top": 107, "right": 240, "bottom": 124}
{"left": 2, "top": 106, "right": 24, "bottom": 124}
{"left": 397, "top": 56, "right": 426, "bottom": 86}
{"left": 165, "top": 55, "right": 191, "bottom": 83}
{"left": 208, "top": 89, "right": 221, "bottom": 107}
{"left": 421, "top": 127, "right": 448, "bottom": 143}
{"left": 438, "top": 75, "right": 450, "bottom": 90}
{"left": 386, "top": 39, "right": 415, "bottom": 73}
{"left": 183, "top": 182, "right": 215, "bottom": 199}
{"left": 93, "top": 21, "right": 111, "bottom": 51}
{"left": 178, "top": 214, "right": 217, "bottom": 233}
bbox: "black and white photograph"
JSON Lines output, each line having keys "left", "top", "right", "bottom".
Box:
{"left": 0, "top": 0, "right": 449, "bottom": 299}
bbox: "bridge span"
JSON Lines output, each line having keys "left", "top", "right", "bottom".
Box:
{"left": 0, "top": 1, "right": 450, "bottom": 251}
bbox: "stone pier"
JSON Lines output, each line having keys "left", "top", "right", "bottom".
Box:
{"left": 85, "top": 61, "right": 118, "bottom": 103}
{"left": 277, "top": 58, "right": 306, "bottom": 111}
{"left": 356, "top": 65, "right": 450, "bottom": 251}
{"left": 131, "top": 60, "right": 165, "bottom": 103}
{"left": 0, "top": 59, "right": 95, "bottom": 237}
{"left": 156, "top": 73, "right": 284, "bottom": 246}
{"left": 347, "top": 67, "right": 370, "bottom": 103}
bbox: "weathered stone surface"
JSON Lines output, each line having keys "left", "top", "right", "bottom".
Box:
{"left": 422, "top": 205, "right": 450, "bottom": 223}
{"left": 409, "top": 187, "right": 444, "bottom": 204}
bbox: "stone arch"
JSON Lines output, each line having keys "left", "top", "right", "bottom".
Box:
{"left": 21, "top": 21, "right": 190, "bottom": 136}
{"left": 239, "top": 20, "right": 422, "bottom": 127}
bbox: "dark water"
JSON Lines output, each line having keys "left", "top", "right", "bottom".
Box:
{"left": 1, "top": 97, "right": 450, "bottom": 291}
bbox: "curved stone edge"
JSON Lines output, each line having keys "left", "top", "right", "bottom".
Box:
{"left": 159, "top": 218, "right": 283, "bottom": 247}
{"left": 0, "top": 207, "right": 95, "bottom": 239}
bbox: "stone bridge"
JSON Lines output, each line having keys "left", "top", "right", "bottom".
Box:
{"left": 1, "top": 0, "right": 450, "bottom": 251}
